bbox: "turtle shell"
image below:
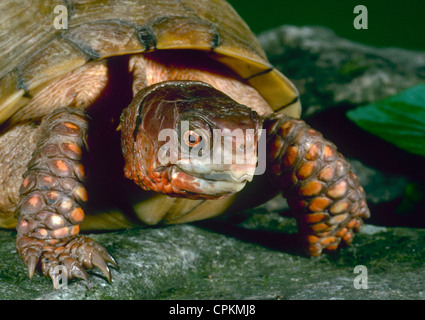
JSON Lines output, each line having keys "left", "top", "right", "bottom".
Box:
{"left": 0, "top": 0, "right": 300, "bottom": 126}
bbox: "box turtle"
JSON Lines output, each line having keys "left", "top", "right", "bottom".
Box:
{"left": 0, "top": 0, "right": 369, "bottom": 289}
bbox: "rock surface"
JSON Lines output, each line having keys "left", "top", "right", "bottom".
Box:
{"left": 259, "top": 25, "right": 425, "bottom": 117}
{"left": 1, "top": 26, "right": 425, "bottom": 300}
{"left": 1, "top": 215, "right": 425, "bottom": 299}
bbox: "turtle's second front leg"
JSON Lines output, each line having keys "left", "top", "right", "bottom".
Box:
{"left": 15, "top": 108, "right": 117, "bottom": 288}
{"left": 264, "top": 113, "right": 370, "bottom": 256}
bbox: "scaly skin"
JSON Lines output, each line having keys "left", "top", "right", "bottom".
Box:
{"left": 15, "top": 108, "right": 117, "bottom": 289}
{"left": 264, "top": 113, "right": 370, "bottom": 256}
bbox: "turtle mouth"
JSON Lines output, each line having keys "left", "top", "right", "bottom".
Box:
{"left": 169, "top": 163, "right": 255, "bottom": 197}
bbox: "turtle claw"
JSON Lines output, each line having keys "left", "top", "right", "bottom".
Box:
{"left": 91, "top": 251, "right": 112, "bottom": 283}
{"left": 67, "top": 261, "right": 91, "bottom": 287}
{"left": 102, "top": 251, "right": 119, "bottom": 270}
{"left": 85, "top": 240, "right": 118, "bottom": 269}
{"left": 26, "top": 255, "right": 39, "bottom": 279}
{"left": 17, "top": 235, "right": 116, "bottom": 288}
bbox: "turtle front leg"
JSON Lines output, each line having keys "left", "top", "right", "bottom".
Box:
{"left": 15, "top": 108, "right": 117, "bottom": 289}
{"left": 264, "top": 113, "right": 370, "bottom": 256}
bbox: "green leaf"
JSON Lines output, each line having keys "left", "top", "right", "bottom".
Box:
{"left": 347, "top": 84, "right": 425, "bottom": 157}
{"left": 396, "top": 182, "right": 425, "bottom": 214}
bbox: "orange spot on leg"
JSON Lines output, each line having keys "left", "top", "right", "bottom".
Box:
{"left": 46, "top": 214, "right": 66, "bottom": 229}
{"left": 326, "top": 180, "right": 348, "bottom": 199}
{"left": 304, "top": 212, "right": 328, "bottom": 224}
{"left": 23, "top": 193, "right": 44, "bottom": 214}
{"left": 299, "top": 180, "right": 323, "bottom": 196}
{"left": 328, "top": 213, "right": 349, "bottom": 225}
{"left": 51, "top": 226, "right": 72, "bottom": 239}
{"left": 323, "top": 145, "right": 337, "bottom": 161}
{"left": 346, "top": 219, "right": 358, "bottom": 229}
{"left": 311, "top": 222, "right": 328, "bottom": 232}
{"left": 73, "top": 186, "right": 88, "bottom": 202}
{"left": 330, "top": 200, "right": 350, "bottom": 215}
{"left": 28, "top": 196, "right": 40, "bottom": 207}
{"left": 306, "top": 142, "right": 322, "bottom": 160}
{"left": 32, "top": 228, "right": 49, "bottom": 239}
{"left": 69, "top": 207, "right": 85, "bottom": 224}
{"left": 297, "top": 161, "right": 316, "bottom": 179}
{"left": 283, "top": 146, "right": 299, "bottom": 167}
{"left": 56, "top": 160, "right": 69, "bottom": 172}
{"left": 71, "top": 225, "right": 79, "bottom": 236}
{"left": 308, "top": 197, "right": 331, "bottom": 212}
{"left": 335, "top": 228, "right": 348, "bottom": 238}
{"left": 306, "top": 235, "right": 319, "bottom": 244}
{"left": 318, "top": 166, "right": 334, "bottom": 182}
{"left": 320, "top": 236, "right": 337, "bottom": 246}
{"left": 22, "top": 177, "right": 30, "bottom": 188}
{"left": 306, "top": 243, "right": 322, "bottom": 257}
{"left": 324, "top": 244, "right": 339, "bottom": 251}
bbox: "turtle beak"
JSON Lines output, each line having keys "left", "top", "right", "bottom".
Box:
{"left": 201, "top": 165, "right": 256, "bottom": 183}
{"left": 171, "top": 130, "right": 259, "bottom": 197}
{"left": 170, "top": 165, "right": 249, "bottom": 197}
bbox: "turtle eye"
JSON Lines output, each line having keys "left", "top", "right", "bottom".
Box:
{"left": 184, "top": 131, "right": 202, "bottom": 147}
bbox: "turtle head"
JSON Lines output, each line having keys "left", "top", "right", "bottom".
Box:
{"left": 121, "top": 81, "right": 262, "bottom": 199}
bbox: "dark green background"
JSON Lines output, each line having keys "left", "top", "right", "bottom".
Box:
{"left": 228, "top": 0, "right": 425, "bottom": 51}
